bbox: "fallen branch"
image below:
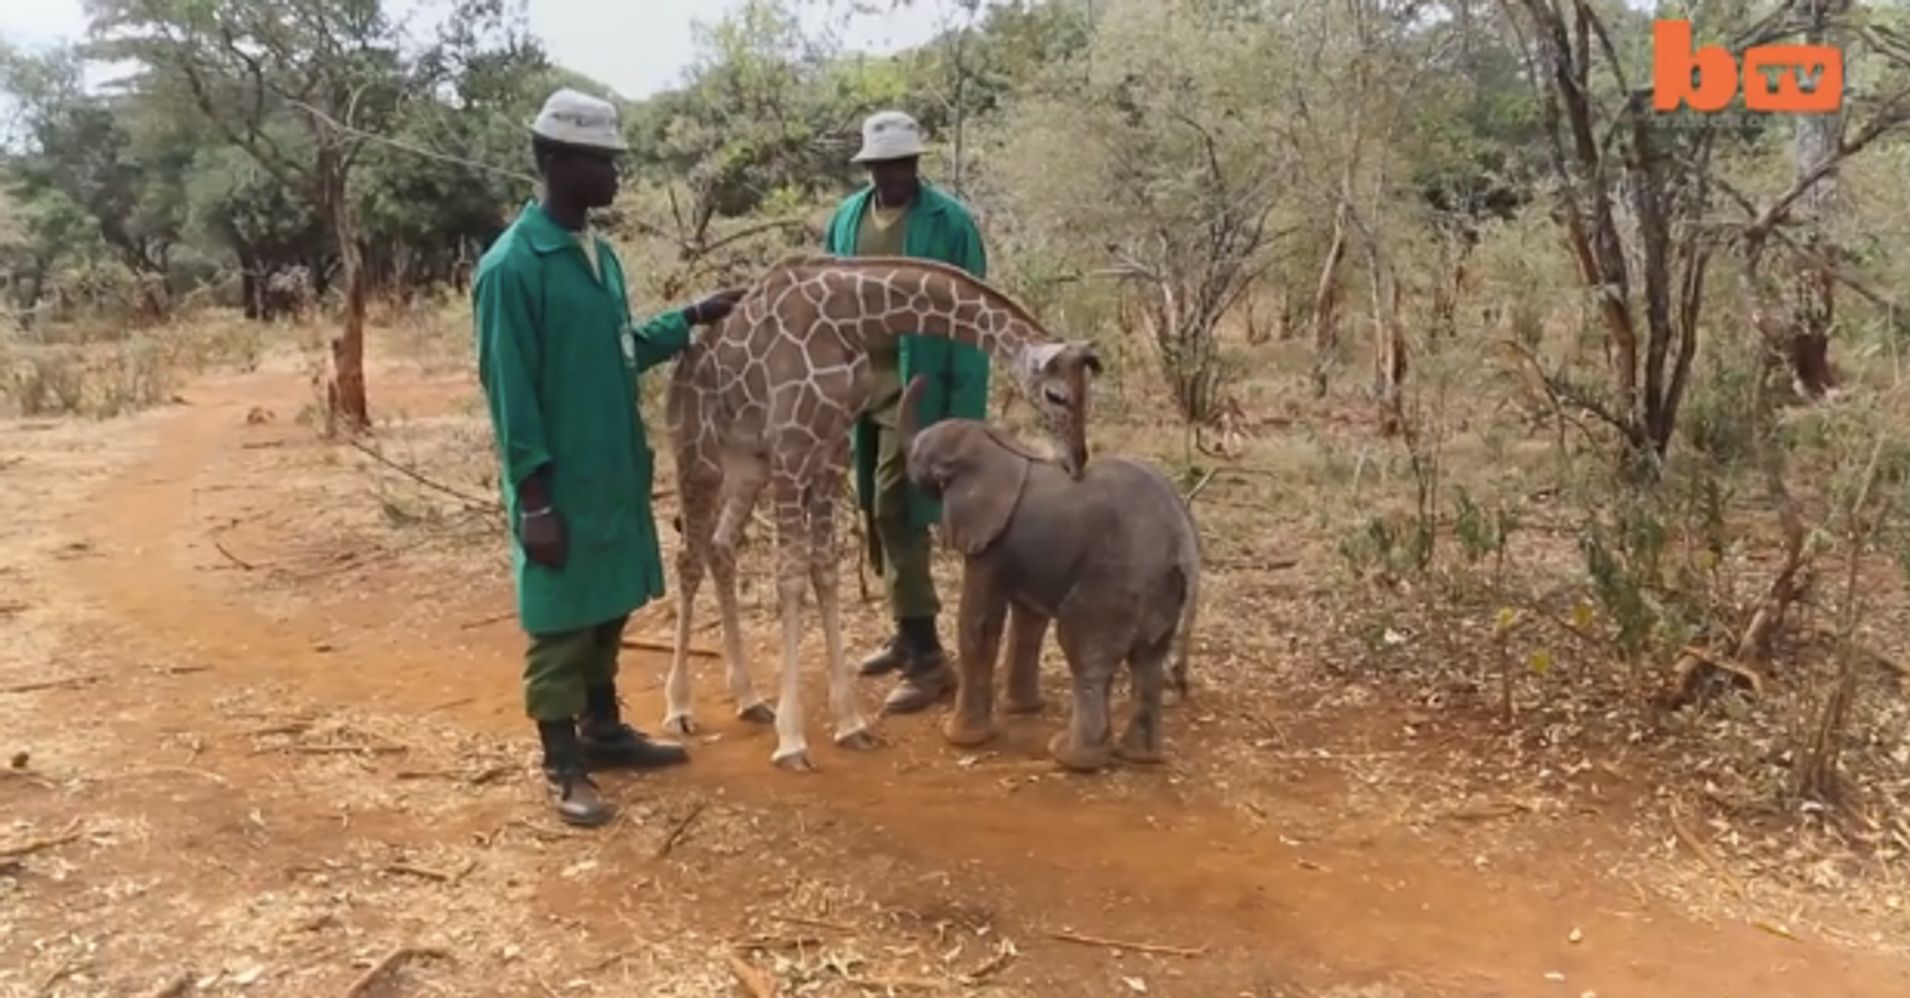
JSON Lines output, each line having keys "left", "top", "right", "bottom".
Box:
{"left": 1046, "top": 928, "right": 1207, "bottom": 958}
{"left": 145, "top": 971, "right": 194, "bottom": 998}
{"left": 458, "top": 612, "right": 515, "bottom": 630}
{"left": 340, "top": 947, "right": 448, "bottom": 998}
{"left": 1669, "top": 807, "right": 1748, "bottom": 901}
{"left": 725, "top": 951, "right": 777, "bottom": 998}
{"left": 344, "top": 439, "right": 498, "bottom": 511}
{"left": 1667, "top": 646, "right": 1769, "bottom": 704}
{"left": 0, "top": 820, "right": 84, "bottom": 859}
{"left": 0, "top": 674, "right": 102, "bottom": 696}
{"left": 654, "top": 801, "right": 707, "bottom": 860}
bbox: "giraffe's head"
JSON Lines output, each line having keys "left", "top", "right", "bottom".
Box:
{"left": 1014, "top": 340, "right": 1102, "bottom": 477}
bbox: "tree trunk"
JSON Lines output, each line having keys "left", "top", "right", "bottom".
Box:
{"left": 1309, "top": 197, "right": 1352, "bottom": 397}
{"left": 1789, "top": 7, "right": 1844, "bottom": 399}
{"left": 1367, "top": 250, "right": 1407, "bottom": 436}
{"left": 325, "top": 182, "right": 371, "bottom": 434}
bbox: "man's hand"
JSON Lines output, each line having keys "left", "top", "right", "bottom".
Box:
{"left": 685, "top": 287, "right": 747, "bottom": 326}
{"left": 516, "top": 468, "right": 567, "bottom": 570}
{"left": 519, "top": 506, "right": 568, "bottom": 569}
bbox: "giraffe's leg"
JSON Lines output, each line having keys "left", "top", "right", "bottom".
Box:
{"left": 806, "top": 483, "right": 874, "bottom": 750}
{"left": 768, "top": 478, "right": 816, "bottom": 771}
{"left": 709, "top": 535, "right": 772, "bottom": 724}
{"left": 661, "top": 538, "right": 705, "bottom": 736}
{"left": 661, "top": 470, "right": 716, "bottom": 736}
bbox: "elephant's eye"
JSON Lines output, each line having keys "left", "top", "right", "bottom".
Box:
{"left": 1042, "top": 386, "right": 1069, "bottom": 406}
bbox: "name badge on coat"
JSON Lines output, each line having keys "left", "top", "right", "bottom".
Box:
{"left": 619, "top": 323, "right": 637, "bottom": 371}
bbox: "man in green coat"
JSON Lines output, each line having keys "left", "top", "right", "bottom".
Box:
{"left": 475, "top": 88, "right": 742, "bottom": 828}
{"left": 823, "top": 110, "right": 991, "bottom": 714}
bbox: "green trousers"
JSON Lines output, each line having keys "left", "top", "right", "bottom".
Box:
{"left": 524, "top": 613, "right": 629, "bottom": 721}
{"left": 870, "top": 401, "right": 939, "bottom": 620}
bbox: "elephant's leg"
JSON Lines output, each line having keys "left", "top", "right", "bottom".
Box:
{"left": 1047, "top": 624, "right": 1116, "bottom": 772}
{"left": 945, "top": 564, "right": 1007, "bottom": 748}
{"left": 1117, "top": 634, "right": 1171, "bottom": 764}
{"left": 1002, "top": 605, "right": 1049, "bottom": 715}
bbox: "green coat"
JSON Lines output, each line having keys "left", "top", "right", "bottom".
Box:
{"left": 474, "top": 200, "right": 689, "bottom": 636}
{"left": 822, "top": 182, "right": 990, "bottom": 531}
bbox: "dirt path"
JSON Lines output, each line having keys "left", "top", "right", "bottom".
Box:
{"left": 5, "top": 355, "right": 1908, "bottom": 997}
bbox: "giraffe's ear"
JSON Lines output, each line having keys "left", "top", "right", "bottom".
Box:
{"left": 1072, "top": 341, "right": 1104, "bottom": 376}
{"left": 1019, "top": 342, "right": 1067, "bottom": 378}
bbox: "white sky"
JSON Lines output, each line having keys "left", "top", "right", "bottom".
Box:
{"left": 0, "top": 0, "right": 954, "bottom": 98}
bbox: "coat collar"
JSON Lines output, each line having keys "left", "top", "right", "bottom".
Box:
{"left": 847, "top": 181, "right": 953, "bottom": 221}
{"left": 515, "top": 199, "right": 588, "bottom": 256}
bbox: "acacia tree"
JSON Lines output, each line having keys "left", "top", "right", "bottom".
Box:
{"left": 988, "top": 0, "right": 1289, "bottom": 425}
{"left": 1502, "top": 0, "right": 1720, "bottom": 464}
{"left": 88, "top": 0, "right": 407, "bottom": 433}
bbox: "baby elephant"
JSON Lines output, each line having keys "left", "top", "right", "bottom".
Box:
{"left": 897, "top": 376, "right": 1201, "bottom": 771}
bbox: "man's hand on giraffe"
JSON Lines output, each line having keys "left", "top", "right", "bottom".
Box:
{"left": 686, "top": 287, "right": 747, "bottom": 326}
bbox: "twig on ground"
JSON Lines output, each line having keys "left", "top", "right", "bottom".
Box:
{"left": 654, "top": 801, "right": 707, "bottom": 859}
{"left": 1441, "top": 799, "right": 1537, "bottom": 822}
{"left": 423, "top": 696, "right": 476, "bottom": 713}
{"left": 726, "top": 951, "right": 777, "bottom": 998}
{"left": 278, "top": 744, "right": 407, "bottom": 757}
{"left": 459, "top": 612, "right": 516, "bottom": 630}
{"left": 344, "top": 439, "right": 498, "bottom": 511}
{"left": 1046, "top": 928, "right": 1207, "bottom": 958}
{"left": 1184, "top": 467, "right": 1221, "bottom": 503}
{"left": 340, "top": 947, "right": 449, "bottom": 998}
{"left": 213, "top": 540, "right": 259, "bottom": 571}
{"left": 383, "top": 860, "right": 469, "bottom": 883}
{"left": 621, "top": 637, "right": 720, "bottom": 659}
{"left": 769, "top": 913, "right": 855, "bottom": 932}
{"left": 0, "top": 601, "right": 27, "bottom": 616}
{"left": 0, "top": 673, "right": 102, "bottom": 695}
{"left": 962, "top": 939, "right": 1019, "bottom": 983}
{"left": 0, "top": 819, "right": 84, "bottom": 859}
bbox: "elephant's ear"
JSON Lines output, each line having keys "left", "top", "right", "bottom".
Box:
{"left": 941, "top": 427, "right": 1032, "bottom": 556}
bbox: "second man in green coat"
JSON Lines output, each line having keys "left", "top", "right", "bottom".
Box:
{"left": 822, "top": 110, "right": 991, "bottom": 715}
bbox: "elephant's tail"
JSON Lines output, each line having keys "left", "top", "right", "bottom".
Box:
{"left": 1170, "top": 494, "right": 1202, "bottom": 702}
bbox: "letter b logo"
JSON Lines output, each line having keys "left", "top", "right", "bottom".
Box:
{"left": 1653, "top": 20, "right": 1737, "bottom": 112}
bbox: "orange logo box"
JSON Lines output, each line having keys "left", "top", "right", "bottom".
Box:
{"left": 1652, "top": 20, "right": 1842, "bottom": 113}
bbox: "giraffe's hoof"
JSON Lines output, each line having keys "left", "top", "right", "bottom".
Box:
{"left": 661, "top": 714, "right": 697, "bottom": 737}
{"left": 772, "top": 748, "right": 817, "bottom": 773}
{"left": 736, "top": 702, "right": 776, "bottom": 725}
{"left": 834, "top": 727, "right": 877, "bottom": 751}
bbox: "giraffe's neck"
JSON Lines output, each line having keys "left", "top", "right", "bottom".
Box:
{"left": 810, "top": 258, "right": 1045, "bottom": 364}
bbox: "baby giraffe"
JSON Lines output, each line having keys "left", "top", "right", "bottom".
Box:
{"left": 661, "top": 253, "right": 1101, "bottom": 771}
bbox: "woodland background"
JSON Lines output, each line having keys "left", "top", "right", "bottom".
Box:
{"left": 8, "top": 0, "right": 1910, "bottom": 861}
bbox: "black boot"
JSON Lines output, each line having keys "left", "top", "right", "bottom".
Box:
{"left": 882, "top": 617, "right": 953, "bottom": 714}
{"left": 857, "top": 628, "right": 910, "bottom": 677}
{"left": 579, "top": 682, "right": 689, "bottom": 771}
{"left": 537, "top": 719, "right": 612, "bottom": 828}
